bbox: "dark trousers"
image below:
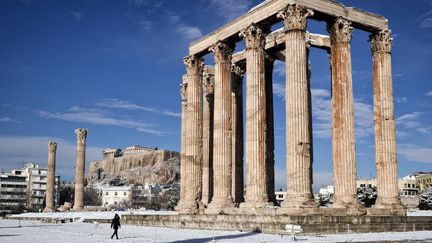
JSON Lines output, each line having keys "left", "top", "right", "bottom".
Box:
{"left": 111, "top": 229, "right": 118, "bottom": 239}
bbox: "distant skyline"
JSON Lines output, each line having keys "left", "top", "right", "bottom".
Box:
{"left": 1, "top": 0, "right": 431, "bottom": 191}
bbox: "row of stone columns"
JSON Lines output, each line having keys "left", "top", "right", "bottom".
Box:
{"left": 178, "top": 3, "right": 404, "bottom": 215}
{"left": 43, "top": 128, "right": 88, "bottom": 212}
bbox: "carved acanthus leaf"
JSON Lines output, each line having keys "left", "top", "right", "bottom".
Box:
{"left": 209, "top": 41, "right": 233, "bottom": 64}
{"left": 183, "top": 55, "right": 204, "bottom": 75}
{"left": 202, "top": 66, "right": 215, "bottom": 93}
{"left": 369, "top": 29, "right": 392, "bottom": 54}
{"left": 75, "top": 128, "right": 88, "bottom": 144}
{"left": 231, "top": 64, "right": 244, "bottom": 77}
{"left": 329, "top": 17, "right": 353, "bottom": 43}
{"left": 239, "top": 24, "right": 266, "bottom": 49}
{"left": 180, "top": 83, "right": 187, "bottom": 101}
{"left": 277, "top": 4, "right": 313, "bottom": 31}
{"left": 48, "top": 141, "right": 57, "bottom": 151}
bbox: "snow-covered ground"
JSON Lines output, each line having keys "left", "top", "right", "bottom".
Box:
{"left": 0, "top": 219, "right": 432, "bottom": 242}
{"left": 2, "top": 210, "right": 432, "bottom": 242}
{"left": 8, "top": 210, "right": 177, "bottom": 221}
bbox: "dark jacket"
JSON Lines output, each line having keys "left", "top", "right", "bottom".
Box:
{"left": 111, "top": 215, "right": 121, "bottom": 230}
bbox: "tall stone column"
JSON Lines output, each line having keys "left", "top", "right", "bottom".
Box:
{"left": 73, "top": 128, "right": 88, "bottom": 211}
{"left": 328, "top": 18, "right": 365, "bottom": 215}
{"left": 277, "top": 4, "right": 317, "bottom": 214}
{"left": 231, "top": 64, "right": 244, "bottom": 204}
{"left": 265, "top": 56, "right": 276, "bottom": 204}
{"left": 370, "top": 30, "right": 405, "bottom": 215}
{"left": 44, "top": 141, "right": 57, "bottom": 212}
{"left": 206, "top": 41, "right": 235, "bottom": 213}
{"left": 179, "top": 55, "right": 204, "bottom": 214}
{"left": 176, "top": 79, "right": 188, "bottom": 210}
{"left": 239, "top": 24, "right": 272, "bottom": 209}
{"left": 202, "top": 66, "right": 215, "bottom": 205}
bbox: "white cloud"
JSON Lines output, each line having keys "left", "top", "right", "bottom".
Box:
{"left": 177, "top": 26, "right": 202, "bottom": 40}
{"left": 273, "top": 60, "right": 285, "bottom": 77}
{"left": 426, "top": 91, "right": 432, "bottom": 96}
{"left": 96, "top": 98, "right": 180, "bottom": 117}
{"left": 272, "top": 82, "right": 285, "bottom": 99}
{"left": 0, "top": 135, "right": 104, "bottom": 180}
{"left": 396, "top": 112, "right": 431, "bottom": 134}
{"left": 70, "top": 11, "right": 84, "bottom": 21}
{"left": 418, "top": 1, "right": 432, "bottom": 29}
{"left": 204, "top": 0, "right": 252, "bottom": 21}
{"left": 396, "top": 97, "right": 408, "bottom": 103}
{"left": 399, "top": 144, "right": 432, "bottom": 163}
{"left": 37, "top": 107, "right": 166, "bottom": 136}
{"left": 0, "top": 117, "right": 21, "bottom": 124}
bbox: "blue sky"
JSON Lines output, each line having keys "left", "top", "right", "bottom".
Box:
{"left": 0, "top": 0, "right": 431, "bottom": 191}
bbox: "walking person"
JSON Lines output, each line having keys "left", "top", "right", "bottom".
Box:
{"left": 111, "top": 213, "right": 121, "bottom": 239}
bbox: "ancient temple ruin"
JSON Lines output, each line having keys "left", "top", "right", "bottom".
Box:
{"left": 177, "top": 0, "right": 405, "bottom": 216}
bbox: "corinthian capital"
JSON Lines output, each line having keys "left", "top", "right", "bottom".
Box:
{"left": 329, "top": 17, "right": 353, "bottom": 43}
{"left": 202, "top": 66, "right": 215, "bottom": 93}
{"left": 48, "top": 141, "right": 57, "bottom": 151}
{"left": 231, "top": 64, "right": 244, "bottom": 77}
{"left": 277, "top": 4, "right": 313, "bottom": 31}
{"left": 239, "top": 24, "right": 267, "bottom": 49}
{"left": 369, "top": 29, "right": 392, "bottom": 54}
{"left": 209, "top": 41, "right": 233, "bottom": 64}
{"left": 75, "top": 128, "right": 88, "bottom": 144}
{"left": 184, "top": 55, "right": 204, "bottom": 75}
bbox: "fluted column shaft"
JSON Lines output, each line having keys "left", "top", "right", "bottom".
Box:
{"left": 207, "top": 41, "right": 235, "bottom": 210}
{"left": 231, "top": 65, "right": 244, "bottom": 204}
{"left": 73, "top": 128, "right": 88, "bottom": 211}
{"left": 177, "top": 80, "right": 188, "bottom": 209}
{"left": 240, "top": 24, "right": 270, "bottom": 207}
{"left": 44, "top": 141, "right": 57, "bottom": 212}
{"left": 329, "top": 18, "right": 364, "bottom": 214}
{"left": 202, "top": 66, "right": 215, "bottom": 205}
{"left": 278, "top": 4, "right": 316, "bottom": 209}
{"left": 370, "top": 30, "right": 404, "bottom": 214}
{"left": 265, "top": 57, "right": 276, "bottom": 203}
{"left": 181, "top": 55, "right": 204, "bottom": 213}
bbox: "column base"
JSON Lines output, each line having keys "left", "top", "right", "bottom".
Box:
{"left": 374, "top": 197, "right": 406, "bottom": 216}
{"left": 334, "top": 196, "right": 366, "bottom": 216}
{"left": 205, "top": 199, "right": 235, "bottom": 215}
{"left": 43, "top": 207, "right": 54, "bottom": 213}
{"left": 176, "top": 200, "right": 203, "bottom": 215}
{"left": 72, "top": 205, "right": 84, "bottom": 211}
{"left": 280, "top": 193, "right": 318, "bottom": 209}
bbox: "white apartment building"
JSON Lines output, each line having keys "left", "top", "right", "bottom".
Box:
{"left": 101, "top": 186, "right": 131, "bottom": 208}
{"left": 22, "top": 163, "right": 60, "bottom": 210}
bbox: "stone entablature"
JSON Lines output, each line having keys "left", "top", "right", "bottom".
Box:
{"left": 178, "top": 0, "right": 404, "bottom": 216}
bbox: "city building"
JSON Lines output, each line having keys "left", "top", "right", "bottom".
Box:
{"left": 101, "top": 186, "right": 131, "bottom": 208}
{"left": 131, "top": 184, "right": 162, "bottom": 208}
{"left": 415, "top": 172, "right": 432, "bottom": 190}
{"left": 319, "top": 185, "right": 334, "bottom": 195}
{"left": 22, "top": 163, "right": 60, "bottom": 210}
{"left": 274, "top": 190, "right": 286, "bottom": 205}
{"left": 0, "top": 170, "right": 27, "bottom": 214}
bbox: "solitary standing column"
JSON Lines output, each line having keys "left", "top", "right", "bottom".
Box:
{"left": 231, "top": 64, "right": 244, "bottom": 204}
{"left": 329, "top": 18, "right": 365, "bottom": 215}
{"left": 370, "top": 30, "right": 405, "bottom": 215}
{"left": 44, "top": 141, "right": 57, "bottom": 212}
{"left": 202, "top": 66, "right": 215, "bottom": 205}
{"left": 206, "top": 41, "right": 235, "bottom": 213}
{"left": 73, "top": 128, "right": 88, "bottom": 211}
{"left": 277, "top": 4, "right": 317, "bottom": 214}
{"left": 176, "top": 80, "right": 188, "bottom": 210}
{"left": 239, "top": 24, "right": 272, "bottom": 209}
{"left": 180, "top": 55, "right": 204, "bottom": 214}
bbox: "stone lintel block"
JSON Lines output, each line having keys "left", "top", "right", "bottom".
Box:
{"left": 366, "top": 208, "right": 392, "bottom": 216}
{"left": 276, "top": 207, "right": 322, "bottom": 216}
{"left": 237, "top": 206, "right": 277, "bottom": 216}
{"left": 320, "top": 207, "right": 348, "bottom": 216}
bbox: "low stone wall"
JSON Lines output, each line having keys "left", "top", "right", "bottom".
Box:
{"left": 109, "top": 214, "right": 432, "bottom": 234}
